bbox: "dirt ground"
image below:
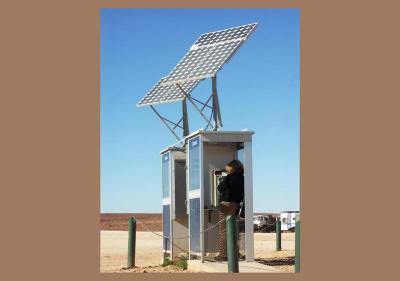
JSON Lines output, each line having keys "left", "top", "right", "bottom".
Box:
{"left": 100, "top": 230, "right": 295, "bottom": 273}
{"left": 100, "top": 213, "right": 279, "bottom": 232}
{"left": 101, "top": 213, "right": 161, "bottom": 231}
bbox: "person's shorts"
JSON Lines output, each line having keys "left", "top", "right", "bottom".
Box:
{"left": 219, "top": 201, "right": 240, "bottom": 216}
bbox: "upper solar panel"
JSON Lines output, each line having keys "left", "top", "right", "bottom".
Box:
{"left": 194, "top": 23, "right": 257, "bottom": 46}
{"left": 137, "top": 23, "right": 257, "bottom": 107}
{"left": 161, "top": 39, "right": 243, "bottom": 85}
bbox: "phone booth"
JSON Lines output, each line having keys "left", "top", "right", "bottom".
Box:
{"left": 161, "top": 147, "right": 189, "bottom": 258}
{"left": 137, "top": 23, "right": 259, "bottom": 264}
{"left": 186, "top": 129, "right": 255, "bottom": 262}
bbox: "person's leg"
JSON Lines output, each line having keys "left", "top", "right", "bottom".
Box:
{"left": 219, "top": 201, "right": 230, "bottom": 215}
{"left": 217, "top": 210, "right": 227, "bottom": 260}
{"left": 220, "top": 201, "right": 239, "bottom": 216}
{"left": 225, "top": 202, "right": 240, "bottom": 216}
{"left": 217, "top": 202, "right": 240, "bottom": 260}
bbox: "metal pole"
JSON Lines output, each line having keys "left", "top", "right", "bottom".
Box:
{"left": 182, "top": 97, "right": 189, "bottom": 137}
{"left": 211, "top": 76, "right": 222, "bottom": 129}
{"left": 226, "top": 215, "right": 239, "bottom": 273}
{"left": 295, "top": 213, "right": 300, "bottom": 273}
{"left": 276, "top": 217, "right": 281, "bottom": 251}
{"left": 127, "top": 217, "right": 137, "bottom": 268}
{"left": 211, "top": 76, "right": 218, "bottom": 130}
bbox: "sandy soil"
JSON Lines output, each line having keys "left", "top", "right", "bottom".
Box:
{"left": 101, "top": 213, "right": 161, "bottom": 231}
{"left": 100, "top": 230, "right": 295, "bottom": 273}
{"left": 253, "top": 232, "right": 295, "bottom": 272}
{"left": 100, "top": 213, "right": 280, "bottom": 232}
{"left": 101, "top": 231, "right": 163, "bottom": 272}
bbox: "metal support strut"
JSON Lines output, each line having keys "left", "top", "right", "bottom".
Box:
{"left": 176, "top": 78, "right": 223, "bottom": 132}
{"left": 150, "top": 105, "right": 181, "bottom": 141}
{"left": 182, "top": 97, "right": 189, "bottom": 137}
{"left": 150, "top": 77, "right": 224, "bottom": 140}
{"left": 212, "top": 75, "right": 223, "bottom": 130}
{"left": 176, "top": 83, "right": 211, "bottom": 125}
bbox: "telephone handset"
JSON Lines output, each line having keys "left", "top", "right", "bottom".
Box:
{"left": 210, "top": 169, "right": 228, "bottom": 207}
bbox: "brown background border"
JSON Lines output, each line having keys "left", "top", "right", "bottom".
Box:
{"left": 1, "top": 0, "right": 399, "bottom": 280}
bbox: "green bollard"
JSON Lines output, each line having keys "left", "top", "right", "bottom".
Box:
{"left": 226, "top": 215, "right": 239, "bottom": 273}
{"left": 127, "top": 217, "right": 137, "bottom": 268}
{"left": 295, "top": 214, "right": 300, "bottom": 273}
{"left": 276, "top": 218, "right": 282, "bottom": 251}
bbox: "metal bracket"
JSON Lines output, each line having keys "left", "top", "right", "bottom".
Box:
{"left": 176, "top": 76, "right": 223, "bottom": 132}
{"left": 150, "top": 105, "right": 184, "bottom": 141}
{"left": 149, "top": 75, "right": 223, "bottom": 140}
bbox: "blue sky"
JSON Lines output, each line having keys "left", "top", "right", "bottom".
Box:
{"left": 100, "top": 8, "right": 300, "bottom": 213}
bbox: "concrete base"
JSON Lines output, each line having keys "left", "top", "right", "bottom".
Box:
{"left": 188, "top": 260, "right": 281, "bottom": 273}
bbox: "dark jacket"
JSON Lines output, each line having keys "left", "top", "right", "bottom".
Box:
{"left": 217, "top": 173, "right": 244, "bottom": 203}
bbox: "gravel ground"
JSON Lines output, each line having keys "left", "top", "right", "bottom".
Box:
{"left": 253, "top": 232, "right": 295, "bottom": 272}
{"left": 100, "top": 231, "right": 295, "bottom": 273}
{"left": 119, "top": 265, "right": 197, "bottom": 273}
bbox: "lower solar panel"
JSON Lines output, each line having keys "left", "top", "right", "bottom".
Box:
{"left": 137, "top": 78, "right": 200, "bottom": 106}
{"left": 189, "top": 198, "right": 200, "bottom": 252}
{"left": 163, "top": 204, "right": 171, "bottom": 251}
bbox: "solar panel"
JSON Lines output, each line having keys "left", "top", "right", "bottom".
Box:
{"left": 137, "top": 78, "right": 200, "bottom": 106}
{"left": 194, "top": 23, "right": 257, "bottom": 46}
{"left": 161, "top": 40, "right": 243, "bottom": 85}
{"left": 137, "top": 23, "right": 257, "bottom": 107}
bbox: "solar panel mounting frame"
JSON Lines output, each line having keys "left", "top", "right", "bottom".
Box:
{"left": 137, "top": 23, "right": 258, "bottom": 141}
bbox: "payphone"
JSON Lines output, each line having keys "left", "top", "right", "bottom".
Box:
{"left": 210, "top": 169, "right": 227, "bottom": 208}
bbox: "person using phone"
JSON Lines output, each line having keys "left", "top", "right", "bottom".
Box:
{"left": 215, "top": 160, "right": 244, "bottom": 261}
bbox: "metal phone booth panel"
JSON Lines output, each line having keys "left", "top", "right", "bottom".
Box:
{"left": 186, "top": 130, "right": 255, "bottom": 262}
{"left": 161, "top": 151, "right": 171, "bottom": 256}
{"left": 161, "top": 147, "right": 189, "bottom": 258}
{"left": 187, "top": 136, "right": 202, "bottom": 259}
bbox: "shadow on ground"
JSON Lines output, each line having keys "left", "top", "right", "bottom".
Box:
{"left": 255, "top": 257, "right": 295, "bottom": 266}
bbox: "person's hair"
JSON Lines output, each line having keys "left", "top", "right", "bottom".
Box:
{"left": 226, "top": 160, "right": 244, "bottom": 175}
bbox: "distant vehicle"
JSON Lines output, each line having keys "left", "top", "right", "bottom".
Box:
{"left": 253, "top": 215, "right": 267, "bottom": 230}
{"left": 253, "top": 215, "right": 276, "bottom": 232}
{"left": 280, "top": 211, "right": 299, "bottom": 232}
